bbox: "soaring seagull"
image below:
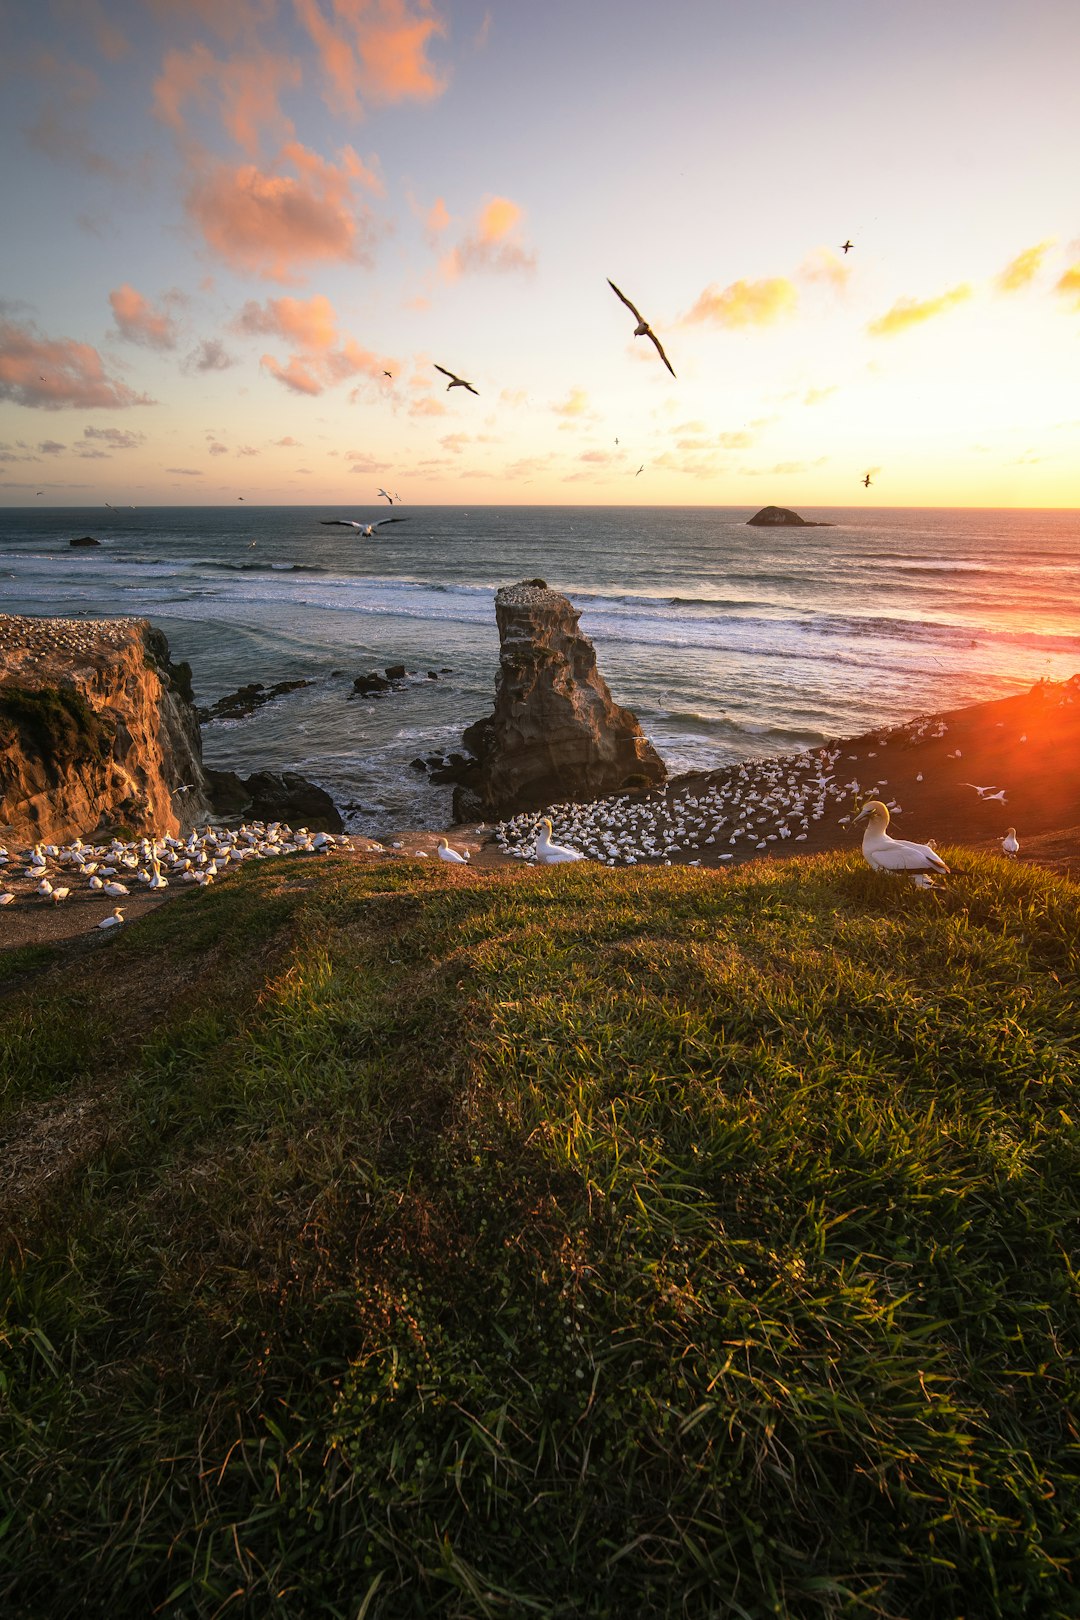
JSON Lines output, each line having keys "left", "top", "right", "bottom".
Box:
{"left": 607, "top": 279, "right": 676, "bottom": 378}
{"left": 841, "top": 239, "right": 854, "bottom": 253}
{"left": 320, "top": 517, "right": 409, "bottom": 537}
{"left": 862, "top": 472, "right": 873, "bottom": 487}
{"left": 435, "top": 364, "right": 479, "bottom": 395}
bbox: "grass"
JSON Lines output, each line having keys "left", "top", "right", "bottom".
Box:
{"left": 0, "top": 850, "right": 1078, "bottom": 1618}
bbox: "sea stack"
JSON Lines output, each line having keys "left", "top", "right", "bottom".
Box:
{"left": 0, "top": 615, "right": 212, "bottom": 846}
{"left": 746, "top": 506, "right": 832, "bottom": 527}
{"left": 454, "top": 580, "right": 666, "bottom": 819}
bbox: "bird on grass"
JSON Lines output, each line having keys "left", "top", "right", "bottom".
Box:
{"left": 607, "top": 280, "right": 676, "bottom": 378}
{"left": 854, "top": 800, "right": 949, "bottom": 886}
{"left": 320, "top": 517, "right": 409, "bottom": 537}
{"left": 1001, "top": 827, "right": 1019, "bottom": 858}
{"left": 435, "top": 364, "right": 479, "bottom": 395}
{"left": 437, "top": 837, "right": 469, "bottom": 864}
{"left": 534, "top": 818, "right": 584, "bottom": 864}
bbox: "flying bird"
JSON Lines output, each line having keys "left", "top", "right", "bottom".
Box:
{"left": 320, "top": 517, "right": 410, "bottom": 537}
{"left": 435, "top": 364, "right": 479, "bottom": 395}
{"left": 607, "top": 279, "right": 676, "bottom": 378}
{"left": 841, "top": 240, "right": 854, "bottom": 253}
{"left": 635, "top": 465, "right": 644, "bottom": 476}
{"left": 383, "top": 370, "right": 392, "bottom": 379}
{"left": 862, "top": 473, "right": 873, "bottom": 487}
{"left": 377, "top": 488, "right": 394, "bottom": 504}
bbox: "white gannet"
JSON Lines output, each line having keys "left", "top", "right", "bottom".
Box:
{"left": 434, "top": 364, "right": 479, "bottom": 396}
{"left": 320, "top": 517, "right": 409, "bottom": 538}
{"left": 1001, "top": 828, "right": 1019, "bottom": 858}
{"left": 607, "top": 280, "right": 676, "bottom": 378}
{"left": 854, "top": 801, "right": 950, "bottom": 878}
{"left": 534, "top": 818, "right": 584, "bottom": 864}
{"left": 0, "top": 892, "right": 15, "bottom": 905}
{"left": 437, "top": 837, "right": 469, "bottom": 864}
{"left": 98, "top": 908, "right": 125, "bottom": 929}
{"left": 103, "top": 880, "right": 129, "bottom": 896}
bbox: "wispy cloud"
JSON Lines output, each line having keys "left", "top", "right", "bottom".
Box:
{"left": 84, "top": 426, "right": 146, "bottom": 449}
{"left": 797, "top": 248, "right": 852, "bottom": 292}
{"left": 154, "top": 43, "right": 301, "bottom": 156}
{"left": 867, "top": 284, "right": 971, "bottom": 336}
{"left": 182, "top": 337, "right": 236, "bottom": 373}
{"left": 0, "top": 317, "right": 155, "bottom": 410}
{"left": 996, "top": 240, "right": 1056, "bottom": 293}
{"left": 441, "top": 195, "right": 535, "bottom": 280}
{"left": 683, "top": 277, "right": 798, "bottom": 328}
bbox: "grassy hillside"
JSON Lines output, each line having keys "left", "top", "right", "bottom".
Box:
{"left": 1, "top": 853, "right": 1078, "bottom": 1618}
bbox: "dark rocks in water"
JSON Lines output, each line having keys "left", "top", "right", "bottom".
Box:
{"left": 69, "top": 536, "right": 101, "bottom": 548}
{"left": 198, "top": 678, "right": 311, "bottom": 723}
{"left": 352, "top": 672, "right": 391, "bottom": 696}
{"left": 746, "top": 506, "right": 833, "bottom": 527}
{"left": 244, "top": 770, "right": 343, "bottom": 832}
{"left": 202, "top": 767, "right": 249, "bottom": 813}
{"left": 427, "top": 671, "right": 439, "bottom": 680}
{"left": 384, "top": 663, "right": 407, "bottom": 681}
{"left": 409, "top": 757, "right": 428, "bottom": 772}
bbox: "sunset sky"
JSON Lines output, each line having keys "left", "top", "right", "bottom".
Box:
{"left": 1, "top": 0, "right": 1077, "bottom": 509}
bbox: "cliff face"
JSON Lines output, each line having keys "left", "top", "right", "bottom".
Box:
{"left": 457, "top": 581, "right": 666, "bottom": 818}
{"left": 0, "top": 616, "right": 213, "bottom": 846}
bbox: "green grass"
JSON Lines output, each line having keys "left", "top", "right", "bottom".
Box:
{"left": 1, "top": 851, "right": 1078, "bottom": 1618}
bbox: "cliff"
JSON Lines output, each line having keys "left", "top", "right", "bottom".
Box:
{"left": 0, "top": 615, "right": 213, "bottom": 846}
{"left": 455, "top": 580, "right": 666, "bottom": 818}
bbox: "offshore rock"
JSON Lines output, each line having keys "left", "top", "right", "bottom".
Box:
{"left": 454, "top": 580, "right": 666, "bottom": 819}
{"left": 746, "top": 506, "right": 833, "bottom": 527}
{"left": 0, "top": 615, "right": 213, "bottom": 846}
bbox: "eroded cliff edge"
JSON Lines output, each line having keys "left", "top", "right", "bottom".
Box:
{"left": 453, "top": 580, "right": 666, "bottom": 819}
{"left": 0, "top": 615, "right": 213, "bottom": 846}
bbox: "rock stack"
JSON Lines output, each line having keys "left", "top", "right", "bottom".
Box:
{"left": 452, "top": 580, "right": 666, "bottom": 820}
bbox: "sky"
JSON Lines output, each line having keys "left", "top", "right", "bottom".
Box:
{"left": 0, "top": 0, "right": 1077, "bottom": 509}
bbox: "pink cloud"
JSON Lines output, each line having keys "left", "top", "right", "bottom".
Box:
{"left": 109, "top": 285, "right": 181, "bottom": 350}
{"left": 185, "top": 141, "right": 378, "bottom": 282}
{"left": 143, "top": 0, "right": 276, "bottom": 41}
{"left": 798, "top": 248, "right": 852, "bottom": 291}
{"left": 154, "top": 43, "right": 301, "bottom": 155}
{"left": 182, "top": 338, "right": 236, "bottom": 373}
{"left": 295, "top": 0, "right": 449, "bottom": 118}
{"left": 441, "top": 195, "right": 535, "bottom": 280}
{"left": 236, "top": 293, "right": 392, "bottom": 394}
{"left": 0, "top": 317, "right": 154, "bottom": 410}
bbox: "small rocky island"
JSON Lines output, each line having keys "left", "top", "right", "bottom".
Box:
{"left": 747, "top": 506, "right": 833, "bottom": 527}
{"left": 448, "top": 580, "right": 666, "bottom": 820}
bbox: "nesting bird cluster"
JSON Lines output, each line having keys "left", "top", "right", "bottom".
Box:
{"left": 493, "top": 746, "right": 887, "bottom": 867}
{"left": 0, "top": 614, "right": 140, "bottom": 668}
{"left": 0, "top": 822, "right": 353, "bottom": 924}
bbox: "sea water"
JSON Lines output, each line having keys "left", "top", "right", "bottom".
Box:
{"left": 1, "top": 505, "right": 1077, "bottom": 835}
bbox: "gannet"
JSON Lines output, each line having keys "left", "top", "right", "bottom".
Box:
{"left": 320, "top": 517, "right": 409, "bottom": 537}
{"left": 437, "top": 837, "right": 469, "bottom": 864}
{"left": 1001, "top": 828, "right": 1019, "bottom": 858}
{"left": 534, "top": 818, "right": 584, "bottom": 864}
{"left": 841, "top": 240, "right": 854, "bottom": 253}
{"left": 854, "top": 801, "right": 949, "bottom": 878}
{"left": 98, "top": 909, "right": 125, "bottom": 929}
{"left": 862, "top": 473, "right": 873, "bottom": 487}
{"left": 607, "top": 280, "right": 676, "bottom": 378}
{"left": 434, "top": 364, "right": 479, "bottom": 395}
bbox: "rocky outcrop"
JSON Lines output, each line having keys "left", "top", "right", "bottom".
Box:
{"left": 203, "top": 767, "right": 343, "bottom": 833}
{"left": 0, "top": 616, "right": 213, "bottom": 847}
{"left": 452, "top": 581, "right": 666, "bottom": 819}
{"left": 747, "top": 506, "right": 833, "bottom": 527}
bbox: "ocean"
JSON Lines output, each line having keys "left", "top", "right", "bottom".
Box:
{"left": 1, "top": 504, "right": 1078, "bottom": 836}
